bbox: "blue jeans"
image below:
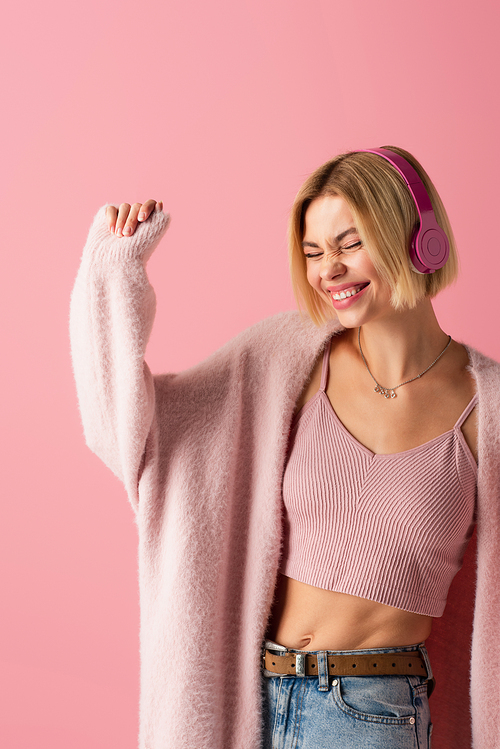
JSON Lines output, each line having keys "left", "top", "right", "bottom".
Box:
{"left": 261, "top": 642, "right": 433, "bottom": 748}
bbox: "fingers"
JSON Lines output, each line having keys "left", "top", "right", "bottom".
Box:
{"left": 121, "top": 203, "right": 142, "bottom": 237}
{"left": 107, "top": 200, "right": 163, "bottom": 237}
{"left": 138, "top": 199, "right": 158, "bottom": 223}
{"left": 106, "top": 205, "right": 118, "bottom": 233}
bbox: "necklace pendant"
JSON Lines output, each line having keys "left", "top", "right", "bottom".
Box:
{"left": 375, "top": 386, "right": 397, "bottom": 399}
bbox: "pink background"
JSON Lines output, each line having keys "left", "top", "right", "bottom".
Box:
{"left": 1, "top": 0, "right": 499, "bottom": 746}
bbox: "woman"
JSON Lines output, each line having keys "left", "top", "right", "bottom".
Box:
{"left": 70, "top": 147, "right": 500, "bottom": 749}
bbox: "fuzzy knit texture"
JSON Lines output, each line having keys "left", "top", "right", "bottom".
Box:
{"left": 70, "top": 206, "right": 500, "bottom": 749}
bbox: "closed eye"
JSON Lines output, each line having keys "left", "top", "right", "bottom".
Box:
{"left": 305, "top": 241, "right": 362, "bottom": 260}
{"left": 342, "top": 241, "right": 362, "bottom": 252}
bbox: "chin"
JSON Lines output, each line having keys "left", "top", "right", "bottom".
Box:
{"left": 332, "top": 308, "right": 368, "bottom": 329}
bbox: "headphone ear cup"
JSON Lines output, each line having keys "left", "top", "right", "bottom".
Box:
{"left": 409, "top": 227, "right": 425, "bottom": 274}
{"left": 359, "top": 148, "right": 451, "bottom": 275}
{"left": 410, "top": 225, "right": 450, "bottom": 274}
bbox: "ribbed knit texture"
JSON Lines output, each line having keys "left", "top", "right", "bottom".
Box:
{"left": 282, "top": 340, "right": 478, "bottom": 617}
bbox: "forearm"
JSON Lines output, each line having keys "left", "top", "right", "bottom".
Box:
{"left": 70, "top": 204, "right": 170, "bottom": 507}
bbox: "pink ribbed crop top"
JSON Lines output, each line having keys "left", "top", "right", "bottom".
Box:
{"left": 280, "top": 338, "right": 478, "bottom": 617}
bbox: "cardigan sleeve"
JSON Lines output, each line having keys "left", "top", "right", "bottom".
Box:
{"left": 70, "top": 205, "right": 171, "bottom": 508}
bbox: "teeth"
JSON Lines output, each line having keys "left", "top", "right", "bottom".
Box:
{"left": 332, "top": 285, "right": 364, "bottom": 301}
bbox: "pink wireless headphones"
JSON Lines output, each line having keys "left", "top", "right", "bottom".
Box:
{"left": 359, "top": 148, "right": 449, "bottom": 274}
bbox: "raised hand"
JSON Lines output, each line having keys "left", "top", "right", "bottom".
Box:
{"left": 106, "top": 200, "right": 163, "bottom": 237}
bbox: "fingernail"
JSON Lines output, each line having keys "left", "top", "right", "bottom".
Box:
{"left": 116, "top": 227, "right": 122, "bottom": 237}
{"left": 138, "top": 212, "right": 146, "bottom": 221}
{"left": 123, "top": 226, "right": 132, "bottom": 235}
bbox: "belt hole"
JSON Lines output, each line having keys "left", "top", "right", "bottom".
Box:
{"left": 409, "top": 662, "right": 412, "bottom": 667}
{"left": 392, "top": 663, "right": 396, "bottom": 667}
{"left": 291, "top": 663, "right": 295, "bottom": 668}
{"left": 352, "top": 663, "right": 356, "bottom": 668}
{"left": 330, "top": 663, "right": 335, "bottom": 669}
{"left": 272, "top": 662, "right": 275, "bottom": 666}
{"left": 373, "top": 663, "right": 377, "bottom": 667}
{"left": 311, "top": 664, "right": 316, "bottom": 668}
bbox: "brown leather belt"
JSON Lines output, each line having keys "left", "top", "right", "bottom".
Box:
{"left": 263, "top": 649, "right": 429, "bottom": 679}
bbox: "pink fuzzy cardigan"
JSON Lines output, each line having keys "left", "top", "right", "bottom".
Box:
{"left": 70, "top": 207, "right": 500, "bottom": 749}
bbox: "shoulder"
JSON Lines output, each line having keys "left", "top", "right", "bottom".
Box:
{"left": 159, "top": 311, "right": 343, "bottom": 401}
{"left": 232, "top": 310, "right": 342, "bottom": 358}
{"left": 214, "top": 311, "right": 343, "bottom": 388}
{"left": 463, "top": 345, "right": 500, "bottom": 451}
{"left": 464, "top": 345, "right": 500, "bottom": 393}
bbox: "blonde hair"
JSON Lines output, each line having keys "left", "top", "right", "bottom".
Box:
{"left": 288, "top": 146, "right": 458, "bottom": 325}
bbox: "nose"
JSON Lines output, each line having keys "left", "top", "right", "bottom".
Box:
{"left": 319, "top": 250, "right": 344, "bottom": 280}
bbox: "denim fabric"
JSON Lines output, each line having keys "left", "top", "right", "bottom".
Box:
{"left": 261, "top": 643, "right": 433, "bottom": 749}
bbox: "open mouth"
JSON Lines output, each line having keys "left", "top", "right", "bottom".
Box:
{"left": 330, "top": 282, "right": 369, "bottom": 301}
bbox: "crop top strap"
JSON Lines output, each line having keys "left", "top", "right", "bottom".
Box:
{"left": 454, "top": 393, "right": 478, "bottom": 429}
{"left": 319, "top": 337, "right": 332, "bottom": 393}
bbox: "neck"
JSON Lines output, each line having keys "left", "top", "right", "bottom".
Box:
{"left": 355, "top": 299, "right": 449, "bottom": 387}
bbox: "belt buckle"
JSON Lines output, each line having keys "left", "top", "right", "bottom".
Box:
{"left": 262, "top": 640, "right": 287, "bottom": 670}
{"left": 263, "top": 640, "right": 287, "bottom": 653}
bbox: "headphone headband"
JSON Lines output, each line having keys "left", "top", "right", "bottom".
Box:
{"left": 358, "top": 148, "right": 449, "bottom": 274}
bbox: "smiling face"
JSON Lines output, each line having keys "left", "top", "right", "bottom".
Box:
{"left": 303, "top": 194, "right": 393, "bottom": 328}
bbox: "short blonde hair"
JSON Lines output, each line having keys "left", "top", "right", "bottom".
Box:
{"left": 289, "top": 146, "right": 458, "bottom": 325}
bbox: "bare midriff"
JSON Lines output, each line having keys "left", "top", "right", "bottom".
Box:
{"left": 266, "top": 574, "right": 433, "bottom": 651}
